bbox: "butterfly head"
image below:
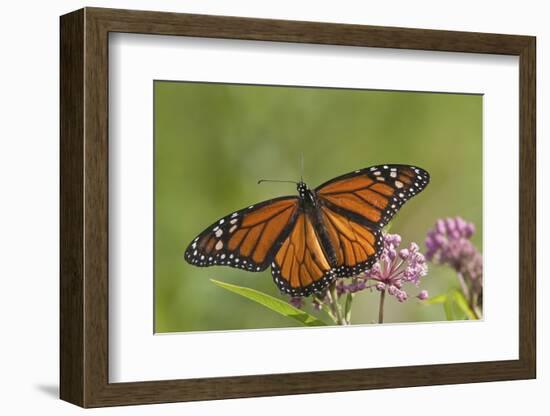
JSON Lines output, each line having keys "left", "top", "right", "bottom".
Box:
{"left": 297, "top": 181, "right": 309, "bottom": 197}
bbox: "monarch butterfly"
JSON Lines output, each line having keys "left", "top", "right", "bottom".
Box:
{"left": 184, "top": 164, "right": 429, "bottom": 297}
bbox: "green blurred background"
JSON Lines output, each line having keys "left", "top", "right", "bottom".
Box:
{"left": 154, "top": 81, "right": 482, "bottom": 333}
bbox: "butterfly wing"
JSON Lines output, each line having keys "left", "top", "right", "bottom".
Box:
{"left": 184, "top": 196, "right": 299, "bottom": 271}
{"left": 311, "top": 164, "right": 430, "bottom": 279}
{"left": 318, "top": 205, "right": 384, "bottom": 278}
{"left": 270, "top": 211, "right": 336, "bottom": 297}
{"left": 316, "top": 164, "right": 430, "bottom": 229}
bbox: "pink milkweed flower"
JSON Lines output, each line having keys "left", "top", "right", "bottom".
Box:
{"left": 362, "top": 233, "right": 429, "bottom": 303}
{"left": 425, "top": 217, "right": 482, "bottom": 289}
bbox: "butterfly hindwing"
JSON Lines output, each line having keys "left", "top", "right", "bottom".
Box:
{"left": 184, "top": 196, "right": 299, "bottom": 271}
{"left": 318, "top": 205, "right": 384, "bottom": 278}
{"left": 270, "top": 206, "right": 385, "bottom": 296}
{"left": 270, "top": 212, "right": 337, "bottom": 296}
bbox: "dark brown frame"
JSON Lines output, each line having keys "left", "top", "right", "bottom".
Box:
{"left": 60, "top": 7, "right": 536, "bottom": 408}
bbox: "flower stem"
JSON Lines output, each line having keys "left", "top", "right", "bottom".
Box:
{"left": 315, "top": 295, "right": 337, "bottom": 322}
{"left": 378, "top": 290, "right": 386, "bottom": 324}
{"left": 456, "top": 272, "right": 470, "bottom": 300}
{"left": 457, "top": 272, "right": 481, "bottom": 320}
{"left": 344, "top": 292, "right": 354, "bottom": 325}
{"left": 329, "top": 282, "right": 345, "bottom": 325}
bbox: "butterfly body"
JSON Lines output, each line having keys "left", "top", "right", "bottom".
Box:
{"left": 296, "top": 182, "right": 340, "bottom": 269}
{"left": 185, "top": 164, "right": 429, "bottom": 297}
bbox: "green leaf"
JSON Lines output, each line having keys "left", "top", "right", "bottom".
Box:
{"left": 424, "top": 293, "right": 447, "bottom": 305}
{"left": 443, "top": 297, "right": 455, "bottom": 320}
{"left": 452, "top": 290, "right": 477, "bottom": 320}
{"left": 210, "top": 279, "right": 328, "bottom": 327}
{"left": 422, "top": 292, "right": 456, "bottom": 320}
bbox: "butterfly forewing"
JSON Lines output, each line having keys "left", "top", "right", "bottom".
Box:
{"left": 184, "top": 196, "right": 299, "bottom": 271}
{"left": 316, "top": 164, "right": 430, "bottom": 228}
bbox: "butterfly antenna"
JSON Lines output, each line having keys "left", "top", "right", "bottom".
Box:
{"left": 257, "top": 179, "right": 299, "bottom": 185}
{"left": 300, "top": 152, "right": 304, "bottom": 183}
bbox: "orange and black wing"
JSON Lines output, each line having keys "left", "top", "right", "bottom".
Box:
{"left": 313, "top": 164, "right": 430, "bottom": 278}
{"left": 316, "top": 164, "right": 430, "bottom": 229}
{"left": 317, "top": 205, "right": 383, "bottom": 278}
{"left": 270, "top": 212, "right": 336, "bottom": 296}
{"left": 184, "top": 196, "right": 299, "bottom": 271}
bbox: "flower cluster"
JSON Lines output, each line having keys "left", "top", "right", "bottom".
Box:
{"left": 425, "top": 217, "right": 482, "bottom": 290}
{"left": 361, "top": 233, "right": 429, "bottom": 302}
{"left": 425, "top": 217, "right": 483, "bottom": 317}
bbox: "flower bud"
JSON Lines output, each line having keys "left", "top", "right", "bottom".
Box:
{"left": 445, "top": 217, "right": 456, "bottom": 231}
{"left": 417, "top": 290, "right": 429, "bottom": 300}
{"left": 436, "top": 219, "right": 446, "bottom": 234}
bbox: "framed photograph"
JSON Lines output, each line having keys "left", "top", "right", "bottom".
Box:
{"left": 60, "top": 7, "right": 536, "bottom": 408}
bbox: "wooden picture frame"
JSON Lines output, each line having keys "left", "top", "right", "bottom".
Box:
{"left": 60, "top": 7, "right": 536, "bottom": 408}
